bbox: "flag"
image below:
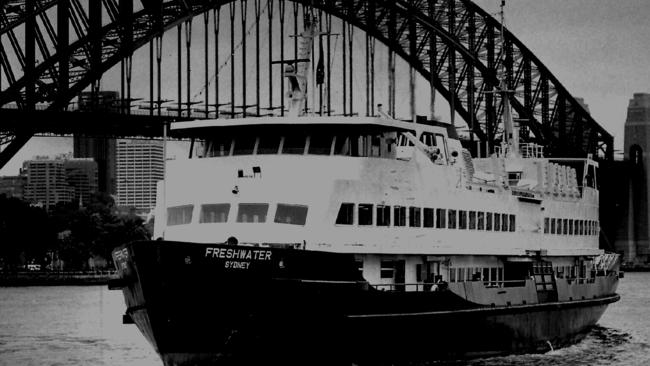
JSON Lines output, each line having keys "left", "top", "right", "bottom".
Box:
{"left": 316, "top": 39, "right": 325, "bottom": 85}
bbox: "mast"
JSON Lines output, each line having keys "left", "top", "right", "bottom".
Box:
{"left": 498, "top": 0, "right": 519, "bottom": 157}
{"left": 285, "top": 12, "right": 317, "bottom": 117}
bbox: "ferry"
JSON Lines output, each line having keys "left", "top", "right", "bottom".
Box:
{"left": 109, "top": 13, "right": 620, "bottom": 366}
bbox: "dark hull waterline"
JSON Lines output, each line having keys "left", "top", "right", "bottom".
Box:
{"left": 110, "top": 241, "right": 619, "bottom": 366}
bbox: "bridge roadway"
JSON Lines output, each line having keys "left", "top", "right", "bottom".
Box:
{"left": 0, "top": 107, "right": 191, "bottom": 167}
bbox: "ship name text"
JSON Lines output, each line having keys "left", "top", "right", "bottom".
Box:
{"left": 204, "top": 247, "right": 272, "bottom": 261}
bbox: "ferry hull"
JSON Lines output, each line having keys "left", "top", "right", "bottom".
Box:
{"left": 111, "top": 241, "right": 619, "bottom": 365}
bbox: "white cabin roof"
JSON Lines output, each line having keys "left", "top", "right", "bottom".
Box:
{"left": 170, "top": 116, "right": 450, "bottom": 135}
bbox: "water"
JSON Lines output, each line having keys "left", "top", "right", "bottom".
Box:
{"left": 0, "top": 273, "right": 649, "bottom": 366}
{"left": 0, "top": 286, "right": 158, "bottom": 366}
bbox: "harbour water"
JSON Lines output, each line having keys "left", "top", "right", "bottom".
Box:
{"left": 0, "top": 273, "right": 648, "bottom": 366}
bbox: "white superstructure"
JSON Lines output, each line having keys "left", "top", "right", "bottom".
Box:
{"left": 153, "top": 114, "right": 607, "bottom": 294}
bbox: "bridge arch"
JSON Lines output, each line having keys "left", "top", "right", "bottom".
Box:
{"left": 0, "top": 0, "right": 612, "bottom": 161}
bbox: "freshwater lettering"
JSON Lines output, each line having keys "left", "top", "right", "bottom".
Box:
{"left": 204, "top": 247, "right": 272, "bottom": 261}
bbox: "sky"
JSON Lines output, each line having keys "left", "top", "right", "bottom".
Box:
{"left": 1, "top": 0, "right": 649, "bottom": 175}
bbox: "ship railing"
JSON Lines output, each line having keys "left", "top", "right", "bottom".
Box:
{"left": 371, "top": 283, "right": 442, "bottom": 292}
{"left": 494, "top": 143, "right": 544, "bottom": 159}
{"left": 6, "top": 270, "right": 117, "bottom": 276}
{"left": 564, "top": 277, "right": 596, "bottom": 285}
{"left": 372, "top": 279, "right": 531, "bottom": 292}
{"left": 482, "top": 279, "right": 528, "bottom": 288}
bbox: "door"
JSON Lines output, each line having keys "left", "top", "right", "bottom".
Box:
{"left": 533, "top": 261, "right": 558, "bottom": 303}
{"left": 394, "top": 260, "right": 406, "bottom": 292}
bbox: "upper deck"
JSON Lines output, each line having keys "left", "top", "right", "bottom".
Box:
{"left": 170, "top": 115, "right": 460, "bottom": 164}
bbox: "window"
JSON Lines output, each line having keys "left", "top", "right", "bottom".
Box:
{"left": 557, "top": 219, "right": 563, "bottom": 235}
{"left": 358, "top": 204, "right": 373, "bottom": 226}
{"left": 167, "top": 205, "right": 193, "bottom": 225}
{"left": 509, "top": 214, "right": 516, "bottom": 232}
{"left": 237, "top": 203, "right": 269, "bottom": 223}
{"left": 380, "top": 260, "right": 395, "bottom": 279}
{"left": 336, "top": 203, "right": 354, "bottom": 225}
{"left": 469, "top": 211, "right": 476, "bottom": 230}
{"left": 477, "top": 212, "right": 485, "bottom": 230}
{"left": 490, "top": 268, "right": 498, "bottom": 285}
{"left": 334, "top": 136, "right": 351, "bottom": 156}
{"left": 282, "top": 134, "right": 306, "bottom": 154}
{"left": 550, "top": 218, "right": 556, "bottom": 234}
{"left": 579, "top": 220, "right": 584, "bottom": 235}
{"left": 409, "top": 207, "right": 421, "bottom": 227}
{"left": 448, "top": 209, "right": 457, "bottom": 229}
{"left": 232, "top": 136, "right": 257, "bottom": 155}
{"left": 308, "top": 134, "right": 333, "bottom": 155}
{"left": 423, "top": 208, "right": 434, "bottom": 228}
{"left": 508, "top": 172, "right": 521, "bottom": 186}
{"left": 394, "top": 206, "right": 406, "bottom": 226}
{"left": 377, "top": 205, "right": 391, "bottom": 226}
{"left": 200, "top": 204, "right": 230, "bottom": 223}
{"left": 486, "top": 212, "right": 493, "bottom": 231}
{"left": 450, "top": 268, "right": 456, "bottom": 282}
{"left": 420, "top": 132, "right": 435, "bottom": 147}
{"left": 434, "top": 134, "right": 448, "bottom": 164}
{"left": 274, "top": 204, "right": 308, "bottom": 225}
{"left": 257, "top": 135, "right": 281, "bottom": 154}
{"left": 563, "top": 219, "right": 568, "bottom": 235}
{"left": 348, "top": 135, "right": 363, "bottom": 156}
{"left": 356, "top": 260, "right": 364, "bottom": 277}
{"left": 569, "top": 219, "right": 574, "bottom": 235}
{"left": 205, "top": 137, "right": 232, "bottom": 157}
{"left": 494, "top": 213, "right": 501, "bottom": 231}
{"left": 436, "top": 208, "right": 447, "bottom": 228}
{"left": 370, "top": 135, "right": 381, "bottom": 157}
{"left": 459, "top": 210, "right": 467, "bottom": 229}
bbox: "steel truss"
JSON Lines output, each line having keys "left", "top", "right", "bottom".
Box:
{"left": 0, "top": 0, "right": 613, "bottom": 169}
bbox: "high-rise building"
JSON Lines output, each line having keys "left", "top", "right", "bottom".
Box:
{"left": 73, "top": 136, "right": 116, "bottom": 194}
{"left": 616, "top": 93, "right": 650, "bottom": 264}
{"left": 21, "top": 155, "right": 99, "bottom": 210}
{"left": 73, "top": 91, "right": 119, "bottom": 195}
{"left": 0, "top": 175, "right": 26, "bottom": 199}
{"left": 64, "top": 158, "right": 98, "bottom": 206}
{"left": 116, "top": 139, "right": 164, "bottom": 211}
{"left": 23, "top": 157, "right": 75, "bottom": 210}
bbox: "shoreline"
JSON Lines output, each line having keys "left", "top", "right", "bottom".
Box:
{"left": 0, "top": 271, "right": 116, "bottom": 286}
{"left": 621, "top": 266, "right": 650, "bottom": 272}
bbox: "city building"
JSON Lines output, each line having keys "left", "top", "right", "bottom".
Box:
{"left": 73, "top": 91, "right": 119, "bottom": 195}
{"left": 615, "top": 93, "right": 650, "bottom": 265}
{"left": 73, "top": 136, "right": 116, "bottom": 195}
{"left": 116, "top": 139, "right": 164, "bottom": 212}
{"left": 64, "top": 158, "right": 98, "bottom": 206}
{"left": 0, "top": 175, "right": 26, "bottom": 199}
{"left": 21, "top": 155, "right": 99, "bottom": 210}
{"left": 22, "top": 156, "right": 75, "bottom": 210}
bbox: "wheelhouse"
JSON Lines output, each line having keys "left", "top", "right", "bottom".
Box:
{"left": 170, "top": 116, "right": 455, "bottom": 163}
